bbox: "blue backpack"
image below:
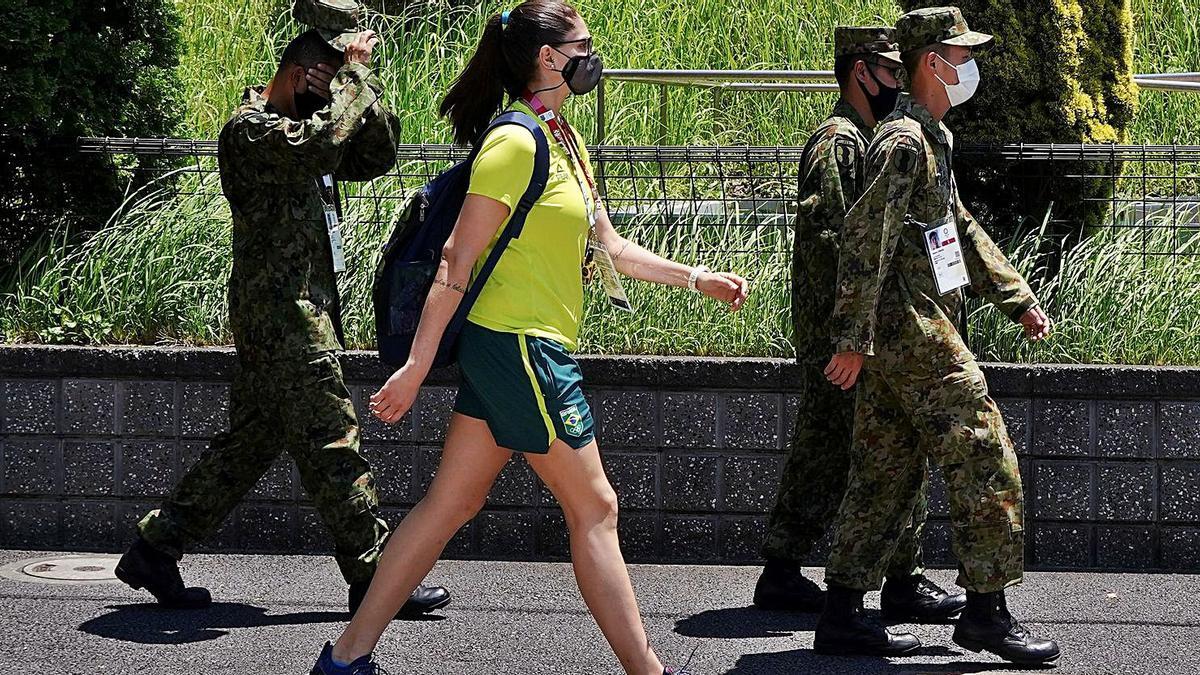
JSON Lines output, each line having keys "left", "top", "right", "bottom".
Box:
{"left": 373, "top": 111, "right": 550, "bottom": 368}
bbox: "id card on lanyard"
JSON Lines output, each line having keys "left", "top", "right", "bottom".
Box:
{"left": 318, "top": 174, "right": 347, "bottom": 274}
{"left": 923, "top": 213, "right": 970, "bottom": 295}
{"left": 522, "top": 92, "right": 634, "bottom": 314}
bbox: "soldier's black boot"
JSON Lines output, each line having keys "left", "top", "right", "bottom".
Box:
{"left": 953, "top": 590, "right": 1060, "bottom": 664}
{"left": 753, "top": 557, "right": 825, "bottom": 612}
{"left": 880, "top": 573, "right": 967, "bottom": 623}
{"left": 115, "top": 537, "right": 212, "bottom": 609}
{"left": 814, "top": 584, "right": 921, "bottom": 656}
{"left": 349, "top": 580, "right": 451, "bottom": 619}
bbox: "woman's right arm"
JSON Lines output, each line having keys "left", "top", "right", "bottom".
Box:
{"left": 369, "top": 194, "right": 510, "bottom": 424}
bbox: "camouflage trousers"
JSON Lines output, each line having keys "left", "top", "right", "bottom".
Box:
{"left": 825, "top": 359, "right": 1024, "bottom": 593}
{"left": 761, "top": 362, "right": 927, "bottom": 580}
{"left": 138, "top": 351, "right": 388, "bottom": 584}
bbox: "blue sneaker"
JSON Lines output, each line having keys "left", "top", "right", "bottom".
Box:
{"left": 310, "top": 642, "right": 388, "bottom": 675}
{"left": 665, "top": 668, "right": 697, "bottom": 675}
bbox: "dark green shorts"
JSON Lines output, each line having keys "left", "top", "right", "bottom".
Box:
{"left": 454, "top": 321, "right": 595, "bottom": 454}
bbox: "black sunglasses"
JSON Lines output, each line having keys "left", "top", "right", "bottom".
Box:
{"left": 552, "top": 36, "right": 594, "bottom": 54}
{"left": 861, "top": 59, "right": 901, "bottom": 81}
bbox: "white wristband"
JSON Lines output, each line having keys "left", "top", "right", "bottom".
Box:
{"left": 688, "top": 265, "right": 709, "bottom": 292}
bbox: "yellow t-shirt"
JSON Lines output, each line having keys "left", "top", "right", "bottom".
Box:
{"left": 465, "top": 100, "right": 596, "bottom": 351}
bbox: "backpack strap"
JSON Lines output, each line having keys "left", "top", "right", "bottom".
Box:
{"left": 446, "top": 111, "right": 551, "bottom": 340}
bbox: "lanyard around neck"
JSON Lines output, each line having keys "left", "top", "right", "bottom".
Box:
{"left": 520, "top": 91, "right": 599, "bottom": 205}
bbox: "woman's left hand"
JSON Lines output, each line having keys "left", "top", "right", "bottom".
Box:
{"left": 697, "top": 271, "right": 750, "bottom": 311}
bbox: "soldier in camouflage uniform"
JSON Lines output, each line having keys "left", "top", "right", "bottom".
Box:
{"left": 813, "top": 7, "right": 1059, "bottom": 664}
{"left": 756, "top": 27, "right": 964, "bottom": 624}
{"left": 115, "top": 0, "right": 450, "bottom": 619}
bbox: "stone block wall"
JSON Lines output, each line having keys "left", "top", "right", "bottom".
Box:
{"left": 1, "top": 346, "right": 1197, "bottom": 571}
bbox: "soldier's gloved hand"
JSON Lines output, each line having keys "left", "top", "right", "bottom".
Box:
{"left": 697, "top": 271, "right": 750, "bottom": 311}
{"left": 825, "top": 351, "right": 865, "bottom": 390}
{"left": 1019, "top": 306, "right": 1053, "bottom": 342}
{"left": 370, "top": 364, "right": 422, "bottom": 425}
{"left": 344, "top": 30, "right": 379, "bottom": 66}
{"left": 305, "top": 62, "right": 338, "bottom": 100}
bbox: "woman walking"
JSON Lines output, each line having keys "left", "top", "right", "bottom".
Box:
{"left": 311, "top": 2, "right": 748, "bottom": 673}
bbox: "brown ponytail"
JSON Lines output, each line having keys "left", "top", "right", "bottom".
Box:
{"left": 439, "top": 0, "right": 579, "bottom": 146}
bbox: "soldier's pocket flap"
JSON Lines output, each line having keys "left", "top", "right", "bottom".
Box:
{"left": 988, "top": 486, "right": 1024, "bottom": 534}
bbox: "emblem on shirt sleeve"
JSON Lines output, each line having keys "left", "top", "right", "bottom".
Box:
{"left": 835, "top": 139, "right": 857, "bottom": 173}
{"left": 892, "top": 140, "right": 921, "bottom": 175}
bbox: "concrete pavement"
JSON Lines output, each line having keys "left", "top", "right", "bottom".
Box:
{"left": 0, "top": 550, "right": 1195, "bottom": 674}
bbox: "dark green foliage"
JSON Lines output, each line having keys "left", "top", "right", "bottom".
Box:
{"left": 0, "top": 0, "right": 183, "bottom": 278}
{"left": 899, "top": 0, "right": 1138, "bottom": 249}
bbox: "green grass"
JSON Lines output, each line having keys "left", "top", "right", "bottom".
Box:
{"left": 1130, "top": 0, "right": 1200, "bottom": 144}
{"left": 970, "top": 212, "right": 1200, "bottom": 365}
{"left": 3, "top": 0, "right": 1200, "bottom": 363}
{"left": 170, "top": 0, "right": 1200, "bottom": 144}
{"left": 174, "top": 0, "right": 901, "bottom": 144}
{"left": 5, "top": 167, "right": 1198, "bottom": 365}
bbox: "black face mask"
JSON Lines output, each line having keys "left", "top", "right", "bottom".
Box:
{"left": 858, "top": 63, "right": 900, "bottom": 122}
{"left": 294, "top": 89, "right": 329, "bottom": 120}
{"left": 554, "top": 48, "right": 604, "bottom": 95}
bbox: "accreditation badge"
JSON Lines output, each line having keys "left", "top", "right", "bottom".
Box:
{"left": 324, "top": 206, "right": 347, "bottom": 274}
{"left": 587, "top": 231, "right": 634, "bottom": 313}
{"left": 319, "top": 174, "right": 347, "bottom": 274}
{"left": 923, "top": 214, "right": 970, "bottom": 295}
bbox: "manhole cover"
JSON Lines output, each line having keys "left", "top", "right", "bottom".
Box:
{"left": 19, "top": 556, "right": 118, "bottom": 582}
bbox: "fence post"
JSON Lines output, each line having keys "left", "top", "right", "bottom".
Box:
{"left": 596, "top": 78, "right": 607, "bottom": 146}
{"left": 658, "top": 84, "right": 669, "bottom": 145}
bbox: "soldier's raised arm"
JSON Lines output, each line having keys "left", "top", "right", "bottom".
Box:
{"left": 225, "top": 33, "right": 383, "bottom": 184}
{"left": 335, "top": 97, "right": 400, "bottom": 181}
{"left": 829, "top": 133, "right": 923, "bottom": 355}
{"left": 953, "top": 182, "right": 1039, "bottom": 322}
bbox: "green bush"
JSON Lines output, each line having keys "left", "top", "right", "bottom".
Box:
{"left": 0, "top": 0, "right": 183, "bottom": 279}
{"left": 900, "top": 0, "right": 1138, "bottom": 249}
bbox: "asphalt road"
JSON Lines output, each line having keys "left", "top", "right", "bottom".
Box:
{"left": 0, "top": 550, "right": 1194, "bottom": 674}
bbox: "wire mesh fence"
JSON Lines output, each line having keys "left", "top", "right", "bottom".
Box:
{"left": 74, "top": 137, "right": 1200, "bottom": 264}
{"left": 956, "top": 143, "right": 1200, "bottom": 261}
{"left": 36, "top": 136, "right": 1198, "bottom": 360}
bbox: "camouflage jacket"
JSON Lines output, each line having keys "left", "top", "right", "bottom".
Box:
{"left": 830, "top": 94, "right": 1037, "bottom": 372}
{"left": 792, "top": 99, "right": 872, "bottom": 363}
{"left": 217, "top": 62, "right": 398, "bottom": 361}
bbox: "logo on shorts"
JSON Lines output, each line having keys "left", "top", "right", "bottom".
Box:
{"left": 560, "top": 405, "right": 585, "bottom": 437}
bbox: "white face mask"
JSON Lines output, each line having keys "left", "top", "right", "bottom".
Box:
{"left": 934, "top": 54, "right": 980, "bottom": 107}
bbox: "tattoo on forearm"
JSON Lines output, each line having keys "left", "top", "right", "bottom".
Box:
{"left": 613, "top": 240, "right": 632, "bottom": 261}
{"left": 433, "top": 278, "right": 467, "bottom": 294}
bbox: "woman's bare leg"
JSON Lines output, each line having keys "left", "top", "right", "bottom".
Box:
{"left": 526, "top": 440, "right": 664, "bottom": 675}
{"left": 332, "top": 414, "right": 511, "bottom": 661}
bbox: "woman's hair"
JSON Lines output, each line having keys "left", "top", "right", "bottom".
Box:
{"left": 439, "top": 0, "right": 580, "bottom": 145}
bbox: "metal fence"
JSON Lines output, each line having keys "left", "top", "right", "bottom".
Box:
{"left": 595, "top": 69, "right": 1200, "bottom": 144}
{"left": 956, "top": 143, "right": 1200, "bottom": 260}
{"left": 76, "top": 137, "right": 1200, "bottom": 267}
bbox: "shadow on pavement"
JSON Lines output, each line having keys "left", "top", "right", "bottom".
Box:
{"left": 78, "top": 601, "right": 443, "bottom": 645}
{"left": 724, "top": 649, "right": 1052, "bottom": 674}
{"left": 677, "top": 608, "right": 1058, "bottom": 674}
{"left": 674, "top": 606, "right": 819, "bottom": 638}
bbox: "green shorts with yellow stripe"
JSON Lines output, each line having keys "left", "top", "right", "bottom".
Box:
{"left": 454, "top": 321, "right": 595, "bottom": 454}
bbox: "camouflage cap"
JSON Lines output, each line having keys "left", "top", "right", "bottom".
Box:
{"left": 895, "top": 6, "right": 993, "bottom": 54}
{"left": 292, "top": 0, "right": 362, "bottom": 51}
{"left": 834, "top": 26, "right": 902, "bottom": 66}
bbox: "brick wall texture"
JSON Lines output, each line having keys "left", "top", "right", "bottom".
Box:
{"left": 1, "top": 346, "right": 1197, "bottom": 572}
